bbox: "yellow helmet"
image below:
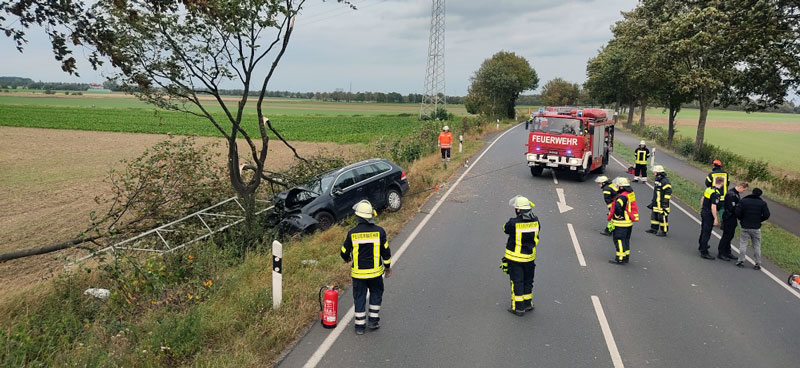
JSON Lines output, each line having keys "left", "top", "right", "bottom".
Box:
{"left": 594, "top": 175, "right": 609, "bottom": 183}
{"left": 443, "top": 125, "right": 450, "bottom": 131}
{"left": 615, "top": 177, "right": 631, "bottom": 186}
{"left": 353, "top": 200, "right": 376, "bottom": 219}
{"left": 509, "top": 195, "right": 535, "bottom": 210}
{"left": 639, "top": 140, "right": 646, "bottom": 145}
{"left": 652, "top": 165, "right": 665, "bottom": 173}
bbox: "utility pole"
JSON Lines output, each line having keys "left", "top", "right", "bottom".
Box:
{"left": 420, "top": 0, "right": 446, "bottom": 120}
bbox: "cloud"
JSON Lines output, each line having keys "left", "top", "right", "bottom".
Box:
{"left": 0, "top": 0, "right": 639, "bottom": 95}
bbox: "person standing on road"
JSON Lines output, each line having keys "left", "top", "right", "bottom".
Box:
{"left": 595, "top": 175, "right": 618, "bottom": 236}
{"left": 501, "top": 196, "right": 540, "bottom": 316}
{"left": 633, "top": 140, "right": 650, "bottom": 183}
{"left": 340, "top": 200, "right": 392, "bottom": 335}
{"left": 438, "top": 126, "right": 453, "bottom": 162}
{"left": 608, "top": 177, "right": 638, "bottom": 264}
{"left": 705, "top": 160, "right": 730, "bottom": 202}
{"left": 698, "top": 177, "right": 724, "bottom": 260}
{"left": 646, "top": 165, "right": 672, "bottom": 237}
{"left": 717, "top": 182, "right": 748, "bottom": 261}
{"left": 735, "top": 188, "right": 770, "bottom": 270}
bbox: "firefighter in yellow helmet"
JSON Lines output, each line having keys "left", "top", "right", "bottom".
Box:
{"left": 608, "top": 177, "right": 638, "bottom": 264}
{"left": 340, "top": 200, "right": 392, "bottom": 335}
{"left": 595, "top": 175, "right": 618, "bottom": 236}
{"left": 633, "top": 140, "right": 650, "bottom": 183}
{"left": 646, "top": 165, "right": 672, "bottom": 237}
{"left": 501, "top": 195, "right": 540, "bottom": 316}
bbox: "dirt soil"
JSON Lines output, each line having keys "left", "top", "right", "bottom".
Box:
{"left": 644, "top": 116, "right": 800, "bottom": 133}
{"left": 0, "top": 126, "right": 357, "bottom": 299}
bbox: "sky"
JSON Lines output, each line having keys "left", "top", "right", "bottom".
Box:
{"left": 0, "top": 0, "right": 639, "bottom": 96}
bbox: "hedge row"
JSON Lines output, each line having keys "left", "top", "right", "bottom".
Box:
{"left": 630, "top": 124, "right": 800, "bottom": 199}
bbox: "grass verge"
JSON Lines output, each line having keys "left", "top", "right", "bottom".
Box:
{"left": 0, "top": 119, "right": 516, "bottom": 367}
{"left": 614, "top": 143, "right": 800, "bottom": 273}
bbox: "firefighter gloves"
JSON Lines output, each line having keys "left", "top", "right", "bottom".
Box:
{"left": 500, "top": 258, "right": 509, "bottom": 274}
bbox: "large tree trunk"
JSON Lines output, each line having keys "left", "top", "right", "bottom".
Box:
{"left": 667, "top": 104, "right": 678, "bottom": 146}
{"left": 694, "top": 94, "right": 711, "bottom": 160}
{"left": 626, "top": 100, "right": 635, "bottom": 129}
{"left": 638, "top": 97, "right": 647, "bottom": 130}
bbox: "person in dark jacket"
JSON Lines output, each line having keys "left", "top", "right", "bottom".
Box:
{"left": 717, "top": 182, "right": 748, "bottom": 261}
{"left": 698, "top": 177, "right": 724, "bottom": 260}
{"left": 502, "top": 195, "right": 540, "bottom": 316}
{"left": 734, "top": 188, "right": 770, "bottom": 269}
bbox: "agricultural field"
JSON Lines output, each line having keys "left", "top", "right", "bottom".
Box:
{"left": 643, "top": 108, "right": 800, "bottom": 170}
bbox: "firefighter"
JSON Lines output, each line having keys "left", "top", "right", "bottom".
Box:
{"left": 633, "top": 140, "right": 650, "bottom": 183}
{"left": 438, "top": 125, "right": 453, "bottom": 162}
{"left": 698, "top": 177, "right": 724, "bottom": 260}
{"left": 705, "top": 159, "right": 730, "bottom": 201}
{"left": 595, "top": 175, "right": 618, "bottom": 236}
{"left": 646, "top": 165, "right": 672, "bottom": 237}
{"left": 340, "top": 200, "right": 392, "bottom": 335}
{"left": 608, "top": 177, "right": 637, "bottom": 265}
{"left": 525, "top": 115, "right": 534, "bottom": 130}
{"left": 501, "top": 195, "right": 539, "bottom": 316}
{"left": 718, "top": 182, "right": 748, "bottom": 261}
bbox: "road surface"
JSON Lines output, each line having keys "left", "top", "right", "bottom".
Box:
{"left": 279, "top": 124, "right": 800, "bottom": 368}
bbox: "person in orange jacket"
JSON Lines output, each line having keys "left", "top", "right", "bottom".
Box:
{"left": 438, "top": 126, "right": 452, "bottom": 161}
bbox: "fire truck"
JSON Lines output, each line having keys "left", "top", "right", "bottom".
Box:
{"left": 525, "top": 107, "right": 615, "bottom": 181}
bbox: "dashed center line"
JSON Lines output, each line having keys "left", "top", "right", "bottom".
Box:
{"left": 567, "top": 223, "right": 587, "bottom": 267}
{"left": 591, "top": 295, "right": 625, "bottom": 368}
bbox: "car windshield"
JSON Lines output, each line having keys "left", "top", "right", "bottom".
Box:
{"left": 530, "top": 116, "right": 583, "bottom": 135}
{"left": 300, "top": 174, "right": 335, "bottom": 195}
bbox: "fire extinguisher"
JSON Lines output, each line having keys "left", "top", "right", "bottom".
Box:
{"left": 319, "top": 284, "right": 339, "bottom": 329}
{"left": 788, "top": 274, "right": 800, "bottom": 290}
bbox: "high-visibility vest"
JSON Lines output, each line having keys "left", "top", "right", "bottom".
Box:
{"left": 341, "top": 223, "right": 391, "bottom": 279}
{"left": 438, "top": 131, "right": 453, "bottom": 149}
{"left": 503, "top": 216, "right": 539, "bottom": 262}
{"left": 608, "top": 191, "right": 638, "bottom": 227}
{"left": 635, "top": 148, "right": 649, "bottom": 165}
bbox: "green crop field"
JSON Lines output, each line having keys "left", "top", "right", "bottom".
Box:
{"left": 666, "top": 125, "right": 800, "bottom": 168}
{"left": 0, "top": 93, "right": 470, "bottom": 116}
{"left": 0, "top": 104, "right": 425, "bottom": 143}
{"left": 646, "top": 107, "right": 800, "bottom": 123}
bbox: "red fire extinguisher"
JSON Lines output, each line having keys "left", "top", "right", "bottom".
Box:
{"left": 319, "top": 285, "right": 339, "bottom": 329}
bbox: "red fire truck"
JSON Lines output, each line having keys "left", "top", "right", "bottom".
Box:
{"left": 525, "top": 107, "right": 615, "bottom": 181}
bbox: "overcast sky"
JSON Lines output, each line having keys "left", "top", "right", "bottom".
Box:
{"left": 0, "top": 0, "right": 639, "bottom": 96}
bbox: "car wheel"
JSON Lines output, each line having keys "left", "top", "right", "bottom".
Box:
{"left": 385, "top": 188, "right": 403, "bottom": 212}
{"left": 314, "top": 211, "right": 335, "bottom": 230}
{"left": 530, "top": 166, "right": 544, "bottom": 177}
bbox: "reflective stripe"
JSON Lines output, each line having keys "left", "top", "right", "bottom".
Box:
{"left": 523, "top": 294, "right": 533, "bottom": 300}
{"left": 351, "top": 268, "right": 384, "bottom": 279}
{"left": 505, "top": 248, "right": 536, "bottom": 262}
{"left": 383, "top": 259, "right": 391, "bottom": 265}
{"left": 369, "top": 305, "right": 380, "bottom": 311}
{"left": 355, "top": 320, "right": 366, "bottom": 325}
{"left": 341, "top": 246, "right": 346, "bottom": 253}
{"left": 616, "top": 240, "right": 625, "bottom": 261}
{"left": 354, "top": 312, "right": 366, "bottom": 318}
{"left": 635, "top": 150, "right": 648, "bottom": 164}
{"left": 369, "top": 312, "right": 380, "bottom": 318}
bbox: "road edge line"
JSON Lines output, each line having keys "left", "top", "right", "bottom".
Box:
{"left": 301, "top": 124, "right": 522, "bottom": 368}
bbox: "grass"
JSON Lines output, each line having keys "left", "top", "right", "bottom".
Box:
{"left": 0, "top": 93, "right": 472, "bottom": 116}
{"left": 614, "top": 143, "right": 800, "bottom": 272}
{"left": 645, "top": 107, "right": 800, "bottom": 123}
{"left": 0, "top": 117, "right": 515, "bottom": 367}
{"left": 0, "top": 104, "right": 426, "bottom": 143}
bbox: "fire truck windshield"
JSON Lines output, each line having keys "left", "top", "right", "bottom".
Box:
{"left": 530, "top": 117, "right": 583, "bottom": 135}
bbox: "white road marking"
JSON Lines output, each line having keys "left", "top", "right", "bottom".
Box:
{"left": 556, "top": 188, "right": 574, "bottom": 213}
{"left": 591, "top": 295, "right": 625, "bottom": 368}
{"left": 567, "top": 223, "right": 587, "bottom": 267}
{"left": 610, "top": 153, "right": 800, "bottom": 300}
{"left": 302, "top": 125, "right": 523, "bottom": 368}
{"left": 552, "top": 170, "right": 559, "bottom": 185}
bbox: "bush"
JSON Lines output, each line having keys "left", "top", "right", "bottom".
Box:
{"left": 43, "top": 89, "right": 55, "bottom": 95}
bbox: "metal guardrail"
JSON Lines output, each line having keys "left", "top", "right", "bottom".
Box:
{"left": 74, "top": 196, "right": 274, "bottom": 263}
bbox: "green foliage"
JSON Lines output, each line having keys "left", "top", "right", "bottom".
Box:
{"left": 541, "top": 78, "right": 581, "bottom": 106}
{"left": 465, "top": 51, "right": 539, "bottom": 118}
{"left": 420, "top": 106, "right": 454, "bottom": 121}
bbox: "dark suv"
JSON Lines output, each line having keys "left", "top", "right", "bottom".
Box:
{"left": 271, "top": 158, "right": 409, "bottom": 233}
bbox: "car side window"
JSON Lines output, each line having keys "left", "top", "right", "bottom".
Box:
{"left": 333, "top": 170, "right": 357, "bottom": 191}
{"left": 355, "top": 165, "right": 378, "bottom": 182}
{"left": 373, "top": 162, "right": 391, "bottom": 174}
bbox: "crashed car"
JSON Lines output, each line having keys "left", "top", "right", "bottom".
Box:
{"left": 270, "top": 158, "right": 409, "bottom": 234}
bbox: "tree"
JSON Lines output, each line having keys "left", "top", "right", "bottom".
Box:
{"left": 464, "top": 51, "right": 539, "bottom": 118}
{"left": 645, "top": 0, "right": 800, "bottom": 157}
{"left": 584, "top": 43, "right": 637, "bottom": 125}
{"left": 2, "top": 0, "right": 353, "bottom": 248}
{"left": 540, "top": 78, "right": 581, "bottom": 106}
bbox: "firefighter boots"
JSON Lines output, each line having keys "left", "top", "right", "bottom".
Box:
{"left": 507, "top": 308, "right": 524, "bottom": 317}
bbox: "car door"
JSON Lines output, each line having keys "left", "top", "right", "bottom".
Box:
{"left": 331, "top": 168, "right": 364, "bottom": 219}
{"left": 355, "top": 164, "right": 386, "bottom": 208}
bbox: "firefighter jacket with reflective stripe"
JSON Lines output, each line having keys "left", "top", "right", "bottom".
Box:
{"left": 634, "top": 147, "right": 650, "bottom": 165}
{"left": 341, "top": 222, "right": 391, "bottom": 279}
{"left": 602, "top": 183, "right": 619, "bottom": 209}
{"left": 608, "top": 190, "right": 637, "bottom": 227}
{"left": 705, "top": 168, "right": 729, "bottom": 200}
{"left": 650, "top": 174, "right": 672, "bottom": 212}
{"left": 438, "top": 131, "right": 453, "bottom": 149}
{"left": 503, "top": 211, "right": 540, "bottom": 263}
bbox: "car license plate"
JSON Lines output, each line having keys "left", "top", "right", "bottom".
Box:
{"left": 547, "top": 162, "right": 559, "bottom": 167}
{"left": 549, "top": 151, "right": 558, "bottom": 155}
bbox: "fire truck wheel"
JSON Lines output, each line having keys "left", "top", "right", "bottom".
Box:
{"left": 530, "top": 166, "right": 544, "bottom": 177}
{"left": 576, "top": 168, "right": 590, "bottom": 182}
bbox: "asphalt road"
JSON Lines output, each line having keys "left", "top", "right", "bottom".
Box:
{"left": 615, "top": 130, "right": 800, "bottom": 238}
{"left": 278, "top": 124, "right": 800, "bottom": 368}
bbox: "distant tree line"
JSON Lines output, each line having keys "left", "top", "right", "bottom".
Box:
{"left": 0, "top": 76, "right": 90, "bottom": 91}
